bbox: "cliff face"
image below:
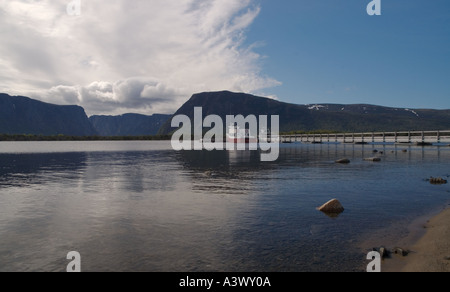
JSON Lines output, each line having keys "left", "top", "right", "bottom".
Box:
{"left": 89, "top": 113, "right": 171, "bottom": 136}
{"left": 159, "top": 91, "right": 450, "bottom": 134}
{"left": 0, "top": 93, "right": 98, "bottom": 136}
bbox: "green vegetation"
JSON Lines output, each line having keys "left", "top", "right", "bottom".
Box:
{"left": 0, "top": 134, "right": 172, "bottom": 142}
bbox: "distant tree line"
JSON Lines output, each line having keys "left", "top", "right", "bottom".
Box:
{"left": 0, "top": 134, "right": 172, "bottom": 141}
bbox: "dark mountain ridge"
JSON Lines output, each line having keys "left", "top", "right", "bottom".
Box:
{"left": 0, "top": 93, "right": 97, "bottom": 136}
{"left": 159, "top": 91, "right": 450, "bottom": 134}
{"left": 2, "top": 91, "right": 448, "bottom": 137}
{"left": 89, "top": 113, "right": 171, "bottom": 136}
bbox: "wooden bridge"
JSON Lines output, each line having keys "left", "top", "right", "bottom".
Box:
{"left": 280, "top": 130, "right": 450, "bottom": 145}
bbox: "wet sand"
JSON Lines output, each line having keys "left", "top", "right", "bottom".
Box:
{"left": 382, "top": 207, "right": 450, "bottom": 272}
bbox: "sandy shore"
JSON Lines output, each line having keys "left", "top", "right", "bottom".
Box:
{"left": 382, "top": 207, "right": 450, "bottom": 272}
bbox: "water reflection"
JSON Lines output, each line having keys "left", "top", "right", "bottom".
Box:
{"left": 174, "top": 145, "right": 450, "bottom": 271}
{"left": 0, "top": 143, "right": 449, "bottom": 272}
{"left": 0, "top": 153, "right": 87, "bottom": 188}
{"left": 81, "top": 151, "right": 179, "bottom": 194}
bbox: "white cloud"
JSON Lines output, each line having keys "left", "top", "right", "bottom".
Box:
{"left": 35, "top": 78, "right": 183, "bottom": 115}
{"left": 0, "top": 0, "right": 281, "bottom": 115}
{"left": 47, "top": 85, "right": 81, "bottom": 104}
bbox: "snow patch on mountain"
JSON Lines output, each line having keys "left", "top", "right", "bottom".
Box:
{"left": 405, "top": 109, "right": 420, "bottom": 118}
{"left": 308, "top": 105, "right": 326, "bottom": 111}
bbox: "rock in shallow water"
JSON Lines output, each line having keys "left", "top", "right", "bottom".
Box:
{"left": 317, "top": 199, "right": 345, "bottom": 214}
{"left": 364, "top": 157, "right": 381, "bottom": 162}
{"left": 373, "top": 247, "right": 389, "bottom": 259}
{"left": 393, "top": 247, "right": 409, "bottom": 257}
{"left": 429, "top": 177, "right": 448, "bottom": 185}
{"left": 335, "top": 158, "right": 350, "bottom": 164}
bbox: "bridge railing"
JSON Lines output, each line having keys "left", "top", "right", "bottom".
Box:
{"left": 280, "top": 130, "right": 450, "bottom": 144}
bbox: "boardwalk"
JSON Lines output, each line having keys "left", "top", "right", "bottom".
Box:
{"left": 280, "top": 130, "right": 450, "bottom": 145}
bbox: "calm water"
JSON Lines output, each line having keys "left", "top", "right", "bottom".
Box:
{"left": 0, "top": 141, "right": 449, "bottom": 272}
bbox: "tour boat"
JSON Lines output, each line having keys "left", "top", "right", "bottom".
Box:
{"left": 227, "top": 125, "right": 257, "bottom": 143}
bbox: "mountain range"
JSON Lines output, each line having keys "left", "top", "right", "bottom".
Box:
{"left": 89, "top": 114, "right": 171, "bottom": 136}
{"left": 1, "top": 92, "right": 449, "bottom": 136}
{"left": 0, "top": 93, "right": 97, "bottom": 136}
{"left": 158, "top": 91, "right": 450, "bottom": 134}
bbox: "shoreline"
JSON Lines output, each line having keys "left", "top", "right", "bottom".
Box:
{"left": 382, "top": 206, "right": 450, "bottom": 272}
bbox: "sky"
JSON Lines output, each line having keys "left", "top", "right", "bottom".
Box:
{"left": 0, "top": 0, "right": 449, "bottom": 116}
